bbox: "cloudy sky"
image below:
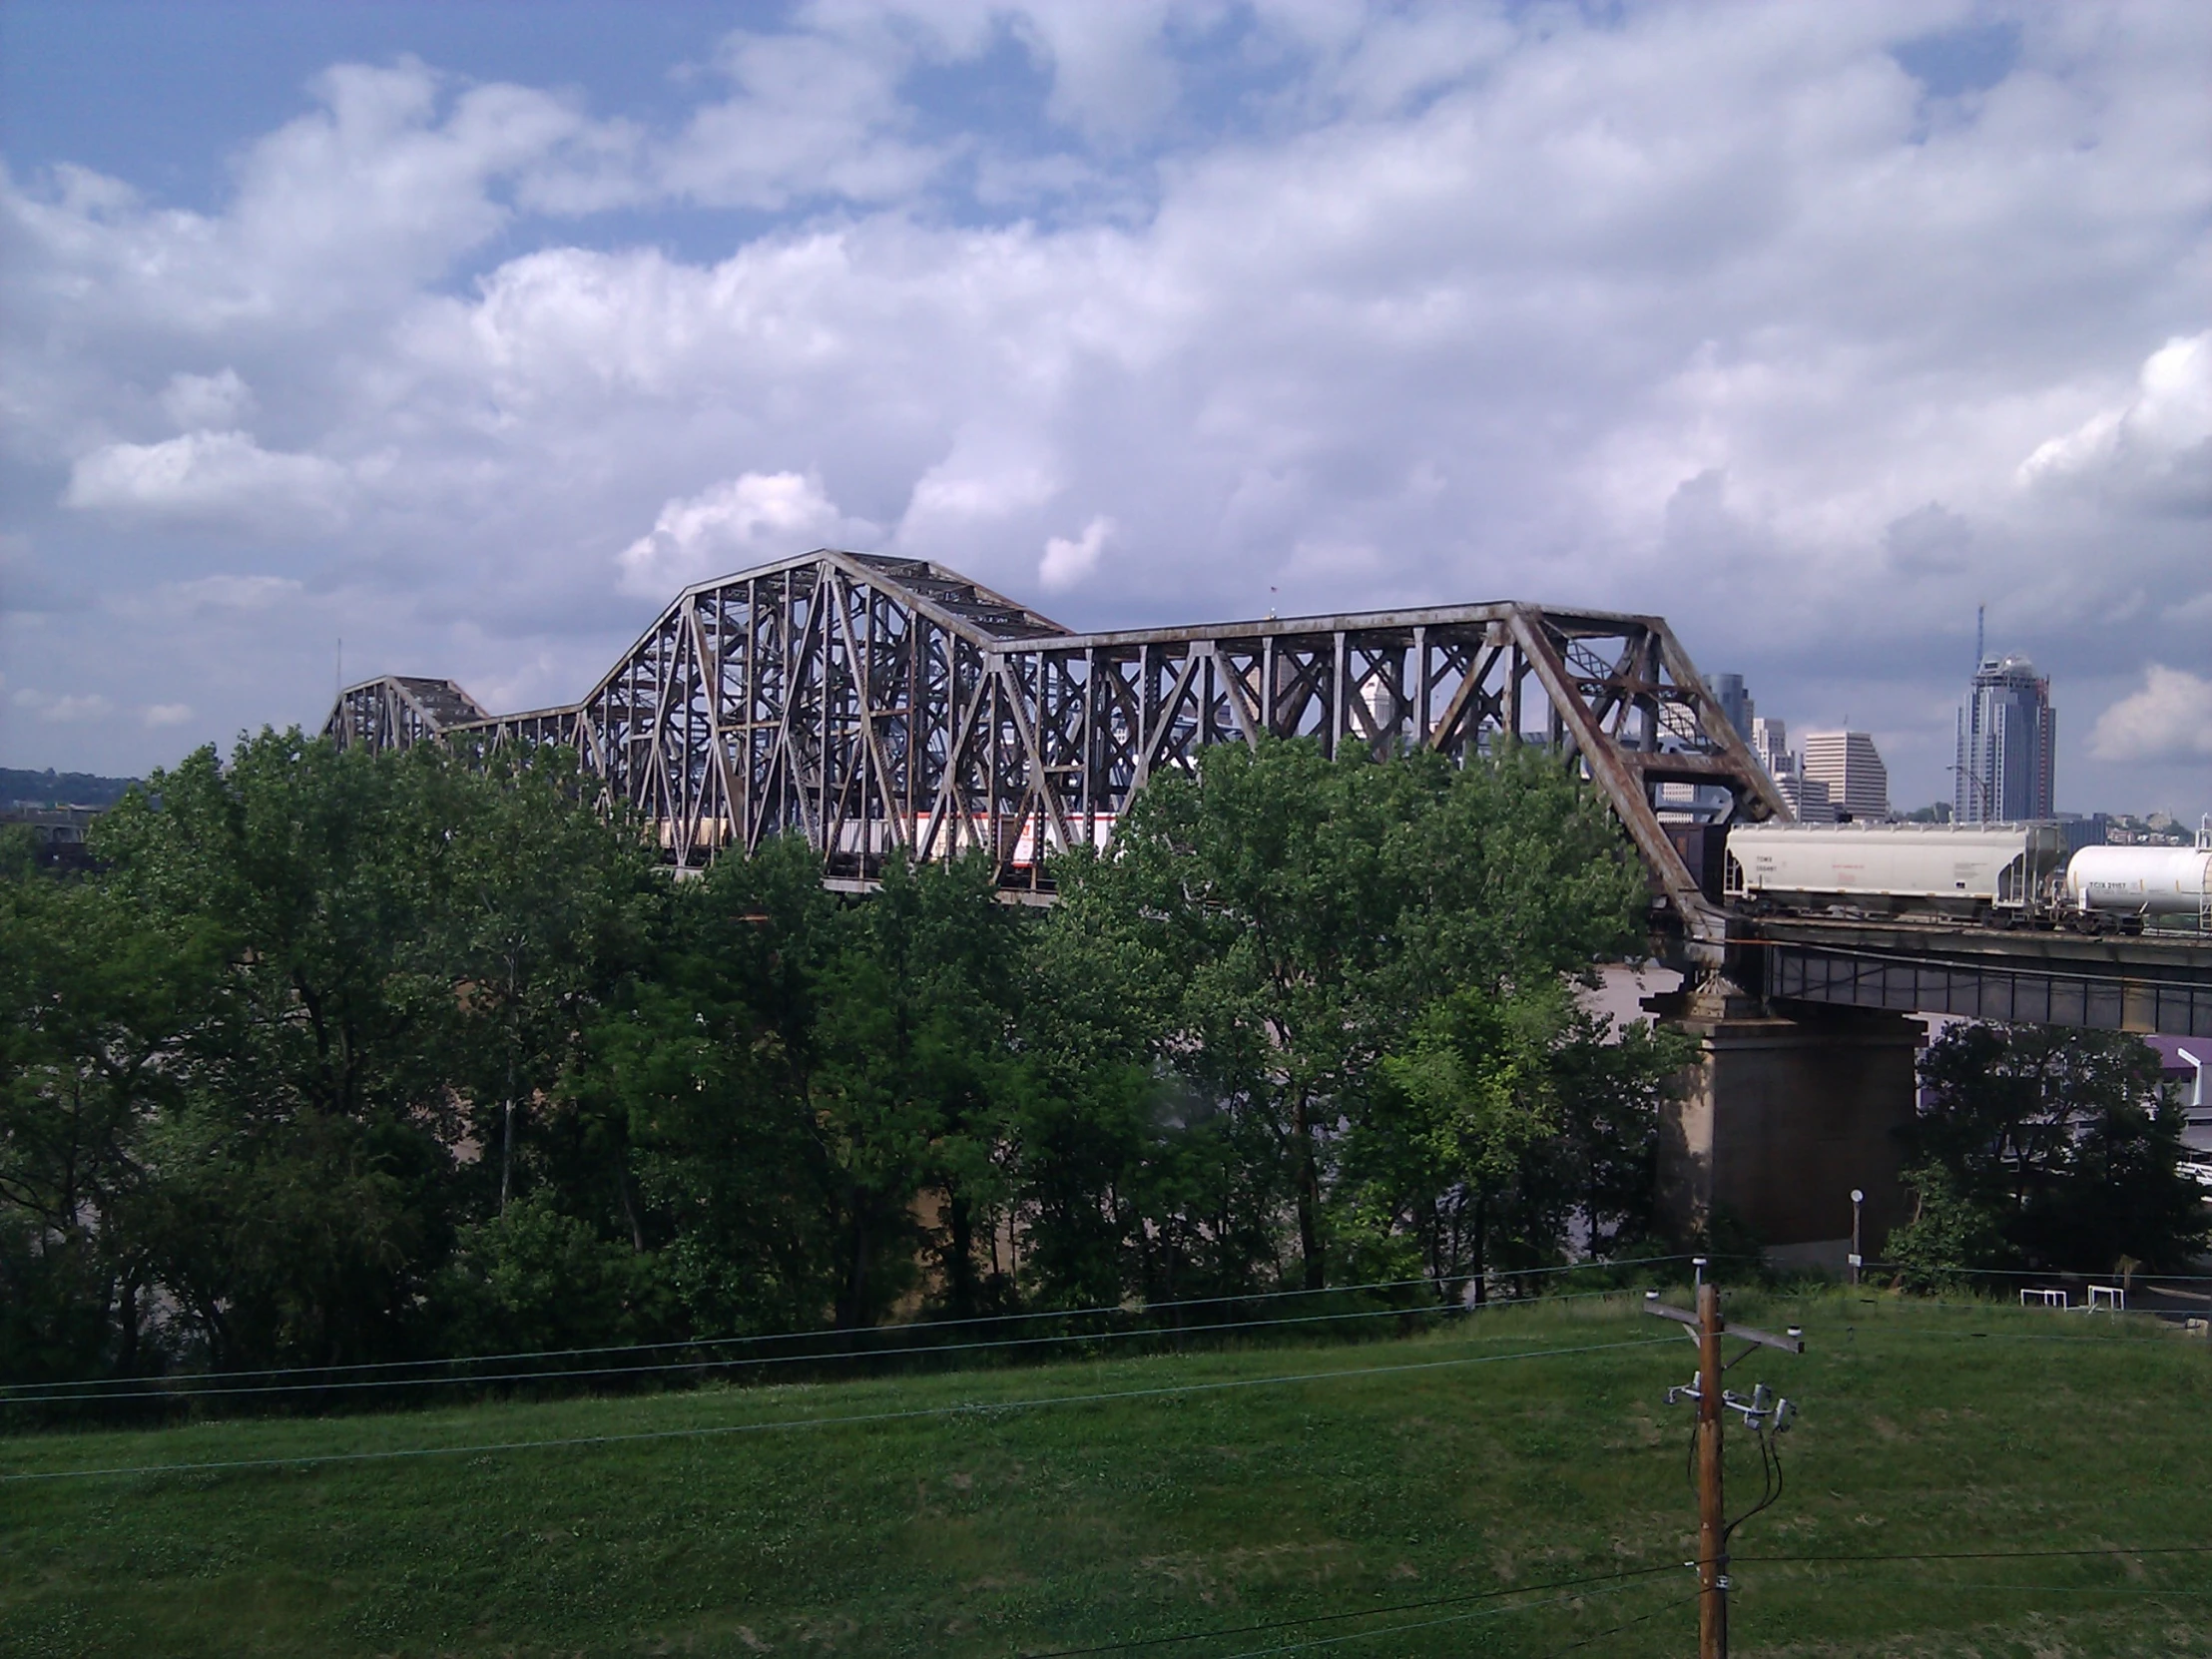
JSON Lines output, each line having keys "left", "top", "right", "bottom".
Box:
{"left": 3, "top": 0, "right": 2206, "bottom": 818}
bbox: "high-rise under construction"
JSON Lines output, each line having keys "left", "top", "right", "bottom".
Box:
{"left": 1955, "top": 652, "right": 2056, "bottom": 823}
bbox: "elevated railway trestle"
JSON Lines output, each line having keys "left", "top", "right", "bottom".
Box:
{"left": 325, "top": 549, "right": 1783, "bottom": 958}
{"left": 324, "top": 550, "right": 2210, "bottom": 1252}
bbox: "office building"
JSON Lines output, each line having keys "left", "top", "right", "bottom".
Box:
{"left": 1707, "top": 673, "right": 1754, "bottom": 741}
{"left": 2055, "top": 814, "right": 2109, "bottom": 857}
{"left": 1655, "top": 672, "right": 1758, "bottom": 820}
{"left": 1802, "top": 730, "right": 1890, "bottom": 821}
{"left": 1955, "top": 654, "right": 2056, "bottom": 823}
{"left": 1747, "top": 715, "right": 1837, "bottom": 823}
{"left": 1775, "top": 769, "right": 1835, "bottom": 823}
{"left": 1750, "top": 715, "right": 1790, "bottom": 779}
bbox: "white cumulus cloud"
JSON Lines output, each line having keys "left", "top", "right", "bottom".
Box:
{"left": 160, "top": 368, "right": 256, "bottom": 430}
{"left": 114, "top": 574, "right": 307, "bottom": 618}
{"left": 64, "top": 431, "right": 353, "bottom": 532}
{"left": 12, "top": 689, "right": 114, "bottom": 724}
{"left": 2089, "top": 665, "right": 2212, "bottom": 764}
{"left": 658, "top": 22, "right": 949, "bottom": 210}
{"left": 616, "top": 472, "right": 871, "bottom": 595}
{"left": 2019, "top": 332, "right": 2212, "bottom": 511}
{"left": 1038, "top": 515, "right": 1114, "bottom": 592}
{"left": 0, "top": 1, "right": 2206, "bottom": 817}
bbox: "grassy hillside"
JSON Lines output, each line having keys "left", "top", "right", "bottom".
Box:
{"left": 2, "top": 1291, "right": 2207, "bottom": 1657}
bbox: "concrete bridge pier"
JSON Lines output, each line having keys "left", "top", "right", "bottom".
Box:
{"left": 1649, "top": 978, "right": 1923, "bottom": 1270}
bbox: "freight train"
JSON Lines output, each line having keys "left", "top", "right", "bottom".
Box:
{"left": 1719, "top": 818, "right": 2212, "bottom": 932}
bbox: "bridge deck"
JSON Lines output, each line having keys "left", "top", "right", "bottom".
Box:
{"left": 1745, "top": 915, "right": 2212, "bottom": 1038}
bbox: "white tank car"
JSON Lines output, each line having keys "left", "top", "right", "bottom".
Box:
{"left": 1723, "top": 821, "right": 2065, "bottom": 917}
{"left": 2063, "top": 841, "right": 2212, "bottom": 923}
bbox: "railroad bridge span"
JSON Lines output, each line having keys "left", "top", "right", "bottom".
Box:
{"left": 326, "top": 550, "right": 2212, "bottom": 1256}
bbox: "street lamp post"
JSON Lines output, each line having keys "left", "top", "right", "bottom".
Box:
{"left": 1849, "top": 1189, "right": 1865, "bottom": 1286}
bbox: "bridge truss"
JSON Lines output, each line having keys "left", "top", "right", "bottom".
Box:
{"left": 325, "top": 550, "right": 1786, "bottom": 951}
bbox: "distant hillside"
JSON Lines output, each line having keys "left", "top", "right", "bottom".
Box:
{"left": 0, "top": 768, "right": 141, "bottom": 809}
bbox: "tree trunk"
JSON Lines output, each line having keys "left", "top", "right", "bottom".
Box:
{"left": 836, "top": 1201, "right": 871, "bottom": 1330}
{"left": 116, "top": 1273, "right": 142, "bottom": 1377}
{"left": 1470, "top": 1189, "right": 1487, "bottom": 1306}
{"left": 617, "top": 1168, "right": 647, "bottom": 1253}
{"left": 500, "top": 969, "right": 519, "bottom": 1214}
{"left": 947, "top": 1183, "right": 976, "bottom": 1319}
{"left": 1292, "top": 1086, "right": 1325, "bottom": 1291}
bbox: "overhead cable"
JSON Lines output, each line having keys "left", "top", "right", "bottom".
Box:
{"left": 1017, "top": 1560, "right": 1680, "bottom": 1656}
{"left": 0, "top": 1332, "right": 1678, "bottom": 1484}
{"left": 0, "top": 1291, "right": 1643, "bottom": 1405}
{"left": 0, "top": 1258, "right": 1691, "bottom": 1396}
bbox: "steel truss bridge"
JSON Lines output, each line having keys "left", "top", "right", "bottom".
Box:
{"left": 326, "top": 550, "right": 2210, "bottom": 1035}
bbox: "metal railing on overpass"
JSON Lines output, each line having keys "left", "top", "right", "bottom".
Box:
{"left": 1748, "top": 919, "right": 2212, "bottom": 1038}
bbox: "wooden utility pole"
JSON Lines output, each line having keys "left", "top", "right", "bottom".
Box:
{"left": 1646, "top": 1286, "right": 1804, "bottom": 1659}
{"left": 1696, "top": 1282, "right": 1728, "bottom": 1659}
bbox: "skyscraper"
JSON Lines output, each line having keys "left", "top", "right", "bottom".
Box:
{"left": 1749, "top": 715, "right": 1789, "bottom": 779}
{"left": 1749, "top": 715, "right": 1837, "bottom": 822}
{"left": 1955, "top": 653, "right": 2055, "bottom": 823}
{"left": 1707, "top": 672, "right": 1754, "bottom": 741}
{"left": 1775, "top": 769, "right": 1835, "bottom": 824}
{"left": 1802, "top": 731, "right": 1890, "bottom": 821}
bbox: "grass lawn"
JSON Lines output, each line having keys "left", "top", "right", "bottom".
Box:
{"left": 2, "top": 1289, "right": 2208, "bottom": 1657}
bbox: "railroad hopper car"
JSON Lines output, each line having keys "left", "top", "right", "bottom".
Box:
{"left": 1723, "top": 821, "right": 2065, "bottom": 921}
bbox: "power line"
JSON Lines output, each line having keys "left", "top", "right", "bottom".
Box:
{"left": 1702, "top": 1252, "right": 2212, "bottom": 1285}
{"left": 20, "top": 1280, "right": 2189, "bottom": 1408}
{"left": 1199, "top": 1577, "right": 1666, "bottom": 1659}
{"left": 1894, "top": 1583, "right": 2212, "bottom": 1595}
{"left": 1860, "top": 1264, "right": 2212, "bottom": 1284}
{"left": 1805, "top": 1328, "right": 2196, "bottom": 1348}
{"left": 0, "top": 1332, "right": 1677, "bottom": 1484}
{"left": 0, "top": 1258, "right": 1694, "bottom": 1396}
{"left": 4, "top": 1290, "right": 1640, "bottom": 1404}
{"left": 1007, "top": 1548, "right": 2211, "bottom": 1659}
{"left": 1017, "top": 1562, "right": 1680, "bottom": 1656}
{"left": 1736, "top": 1544, "right": 2212, "bottom": 1565}
{"left": 1532, "top": 1592, "right": 1701, "bottom": 1655}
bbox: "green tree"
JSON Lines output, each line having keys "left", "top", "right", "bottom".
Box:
{"left": 1908, "top": 1022, "right": 2206, "bottom": 1275}
{"left": 6, "top": 717, "right": 1689, "bottom": 1391}
{"left": 1346, "top": 984, "right": 1565, "bottom": 1290}
{"left": 1046, "top": 739, "right": 1649, "bottom": 1292}
{"left": 435, "top": 746, "right": 658, "bottom": 1222}
{"left": 570, "top": 841, "right": 1032, "bottom": 1334}
{"left": 1340, "top": 985, "right": 1690, "bottom": 1294}
{"left": 1011, "top": 863, "right": 1224, "bottom": 1308}
{"left": 0, "top": 831, "right": 219, "bottom": 1382}
{"left": 808, "top": 853, "right": 1026, "bottom": 1325}
{"left": 565, "top": 834, "right": 841, "bottom": 1340}
{"left": 438, "top": 1192, "right": 675, "bottom": 1358}
{"left": 1886, "top": 1163, "right": 2016, "bottom": 1294}
{"left": 91, "top": 735, "right": 475, "bottom": 1368}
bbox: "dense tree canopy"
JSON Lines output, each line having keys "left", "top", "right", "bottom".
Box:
{"left": 4, "top": 728, "right": 1695, "bottom": 1393}
{"left": 1889, "top": 1022, "right": 2207, "bottom": 1286}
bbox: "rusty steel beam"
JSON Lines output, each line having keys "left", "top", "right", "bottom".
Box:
{"left": 323, "top": 550, "right": 1782, "bottom": 957}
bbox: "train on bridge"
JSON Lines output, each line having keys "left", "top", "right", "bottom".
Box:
{"left": 324, "top": 548, "right": 2211, "bottom": 1036}
{"left": 1720, "top": 819, "right": 2212, "bottom": 934}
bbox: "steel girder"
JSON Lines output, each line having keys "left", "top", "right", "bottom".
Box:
{"left": 323, "top": 550, "right": 1783, "bottom": 948}
{"left": 324, "top": 676, "right": 490, "bottom": 753}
